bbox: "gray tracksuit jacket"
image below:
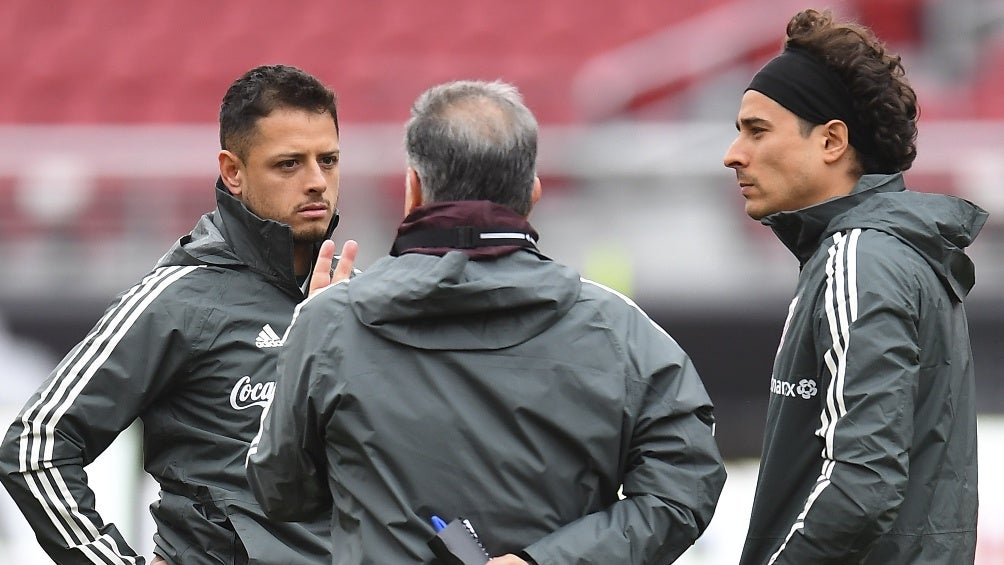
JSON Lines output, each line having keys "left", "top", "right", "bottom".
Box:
{"left": 247, "top": 239, "right": 727, "bottom": 564}
{"left": 740, "top": 173, "right": 987, "bottom": 564}
{"left": 0, "top": 179, "right": 335, "bottom": 564}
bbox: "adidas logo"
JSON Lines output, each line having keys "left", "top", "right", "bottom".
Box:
{"left": 255, "top": 324, "right": 284, "bottom": 348}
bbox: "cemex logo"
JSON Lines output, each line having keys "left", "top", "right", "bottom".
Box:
{"left": 771, "top": 377, "right": 818, "bottom": 400}
{"left": 255, "top": 324, "right": 284, "bottom": 348}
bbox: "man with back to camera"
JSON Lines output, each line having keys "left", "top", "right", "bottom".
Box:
{"left": 724, "top": 9, "right": 986, "bottom": 565}
{"left": 0, "top": 64, "right": 357, "bottom": 564}
{"left": 245, "top": 79, "right": 727, "bottom": 564}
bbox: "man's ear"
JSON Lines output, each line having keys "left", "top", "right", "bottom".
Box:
{"left": 820, "top": 119, "right": 851, "bottom": 165}
{"left": 527, "top": 176, "right": 542, "bottom": 218}
{"left": 219, "top": 150, "right": 243, "bottom": 196}
{"left": 404, "top": 167, "right": 423, "bottom": 216}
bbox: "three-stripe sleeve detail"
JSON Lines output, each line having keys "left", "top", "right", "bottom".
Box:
{"left": 768, "top": 229, "right": 861, "bottom": 564}
{"left": 14, "top": 265, "right": 199, "bottom": 564}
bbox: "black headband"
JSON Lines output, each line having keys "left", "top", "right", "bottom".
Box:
{"left": 747, "top": 45, "right": 873, "bottom": 156}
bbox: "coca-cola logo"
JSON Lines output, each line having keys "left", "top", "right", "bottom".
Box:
{"left": 230, "top": 375, "right": 275, "bottom": 410}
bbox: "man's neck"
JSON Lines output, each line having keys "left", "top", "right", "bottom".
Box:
{"left": 293, "top": 243, "right": 312, "bottom": 277}
{"left": 812, "top": 172, "right": 859, "bottom": 207}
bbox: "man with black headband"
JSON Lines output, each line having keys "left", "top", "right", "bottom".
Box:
{"left": 247, "top": 79, "right": 726, "bottom": 564}
{"left": 724, "top": 9, "right": 986, "bottom": 565}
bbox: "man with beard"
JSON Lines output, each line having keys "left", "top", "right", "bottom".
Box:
{"left": 0, "top": 64, "right": 356, "bottom": 564}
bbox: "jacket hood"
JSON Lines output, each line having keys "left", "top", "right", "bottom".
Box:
{"left": 347, "top": 250, "right": 581, "bottom": 350}
{"left": 764, "top": 173, "right": 988, "bottom": 300}
{"left": 155, "top": 178, "right": 339, "bottom": 294}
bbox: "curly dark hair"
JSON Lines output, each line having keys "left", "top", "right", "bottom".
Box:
{"left": 219, "top": 64, "right": 338, "bottom": 160}
{"left": 784, "top": 9, "right": 918, "bottom": 174}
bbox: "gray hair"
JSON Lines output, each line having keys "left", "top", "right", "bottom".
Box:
{"left": 405, "top": 80, "right": 539, "bottom": 216}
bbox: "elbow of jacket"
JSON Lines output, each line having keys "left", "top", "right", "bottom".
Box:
{"left": 249, "top": 478, "right": 328, "bottom": 523}
{"left": 247, "top": 457, "right": 331, "bottom": 522}
{"left": 835, "top": 469, "right": 907, "bottom": 535}
{"left": 688, "top": 454, "right": 728, "bottom": 534}
{"left": 704, "top": 464, "right": 729, "bottom": 530}
{"left": 252, "top": 487, "right": 305, "bottom": 522}
{"left": 871, "top": 485, "right": 907, "bottom": 532}
{"left": 260, "top": 503, "right": 298, "bottom": 522}
{"left": 261, "top": 500, "right": 326, "bottom": 523}
{"left": 0, "top": 443, "right": 22, "bottom": 485}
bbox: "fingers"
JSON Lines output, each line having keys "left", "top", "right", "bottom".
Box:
{"left": 486, "top": 556, "right": 529, "bottom": 565}
{"left": 330, "top": 239, "right": 358, "bottom": 284}
{"left": 308, "top": 239, "right": 359, "bottom": 297}
{"left": 307, "top": 239, "right": 337, "bottom": 297}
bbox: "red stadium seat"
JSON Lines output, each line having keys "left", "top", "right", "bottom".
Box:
{"left": 0, "top": 0, "right": 995, "bottom": 125}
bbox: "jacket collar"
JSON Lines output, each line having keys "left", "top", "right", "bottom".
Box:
{"left": 211, "top": 177, "right": 339, "bottom": 294}
{"left": 390, "top": 201, "right": 540, "bottom": 260}
{"left": 762, "top": 173, "right": 905, "bottom": 264}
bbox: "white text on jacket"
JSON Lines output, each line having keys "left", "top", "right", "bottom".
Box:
{"left": 230, "top": 376, "right": 275, "bottom": 410}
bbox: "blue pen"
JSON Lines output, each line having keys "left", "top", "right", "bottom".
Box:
{"left": 430, "top": 515, "right": 448, "bottom": 532}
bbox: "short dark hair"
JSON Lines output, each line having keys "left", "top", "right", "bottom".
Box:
{"left": 785, "top": 9, "right": 918, "bottom": 174}
{"left": 219, "top": 65, "right": 338, "bottom": 160}
{"left": 405, "top": 80, "right": 538, "bottom": 216}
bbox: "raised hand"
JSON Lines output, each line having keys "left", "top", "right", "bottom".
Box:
{"left": 308, "top": 239, "right": 358, "bottom": 296}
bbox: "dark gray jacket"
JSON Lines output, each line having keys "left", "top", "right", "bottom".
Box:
{"left": 740, "top": 174, "right": 987, "bottom": 564}
{"left": 247, "top": 246, "right": 727, "bottom": 564}
{"left": 0, "top": 180, "right": 335, "bottom": 564}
